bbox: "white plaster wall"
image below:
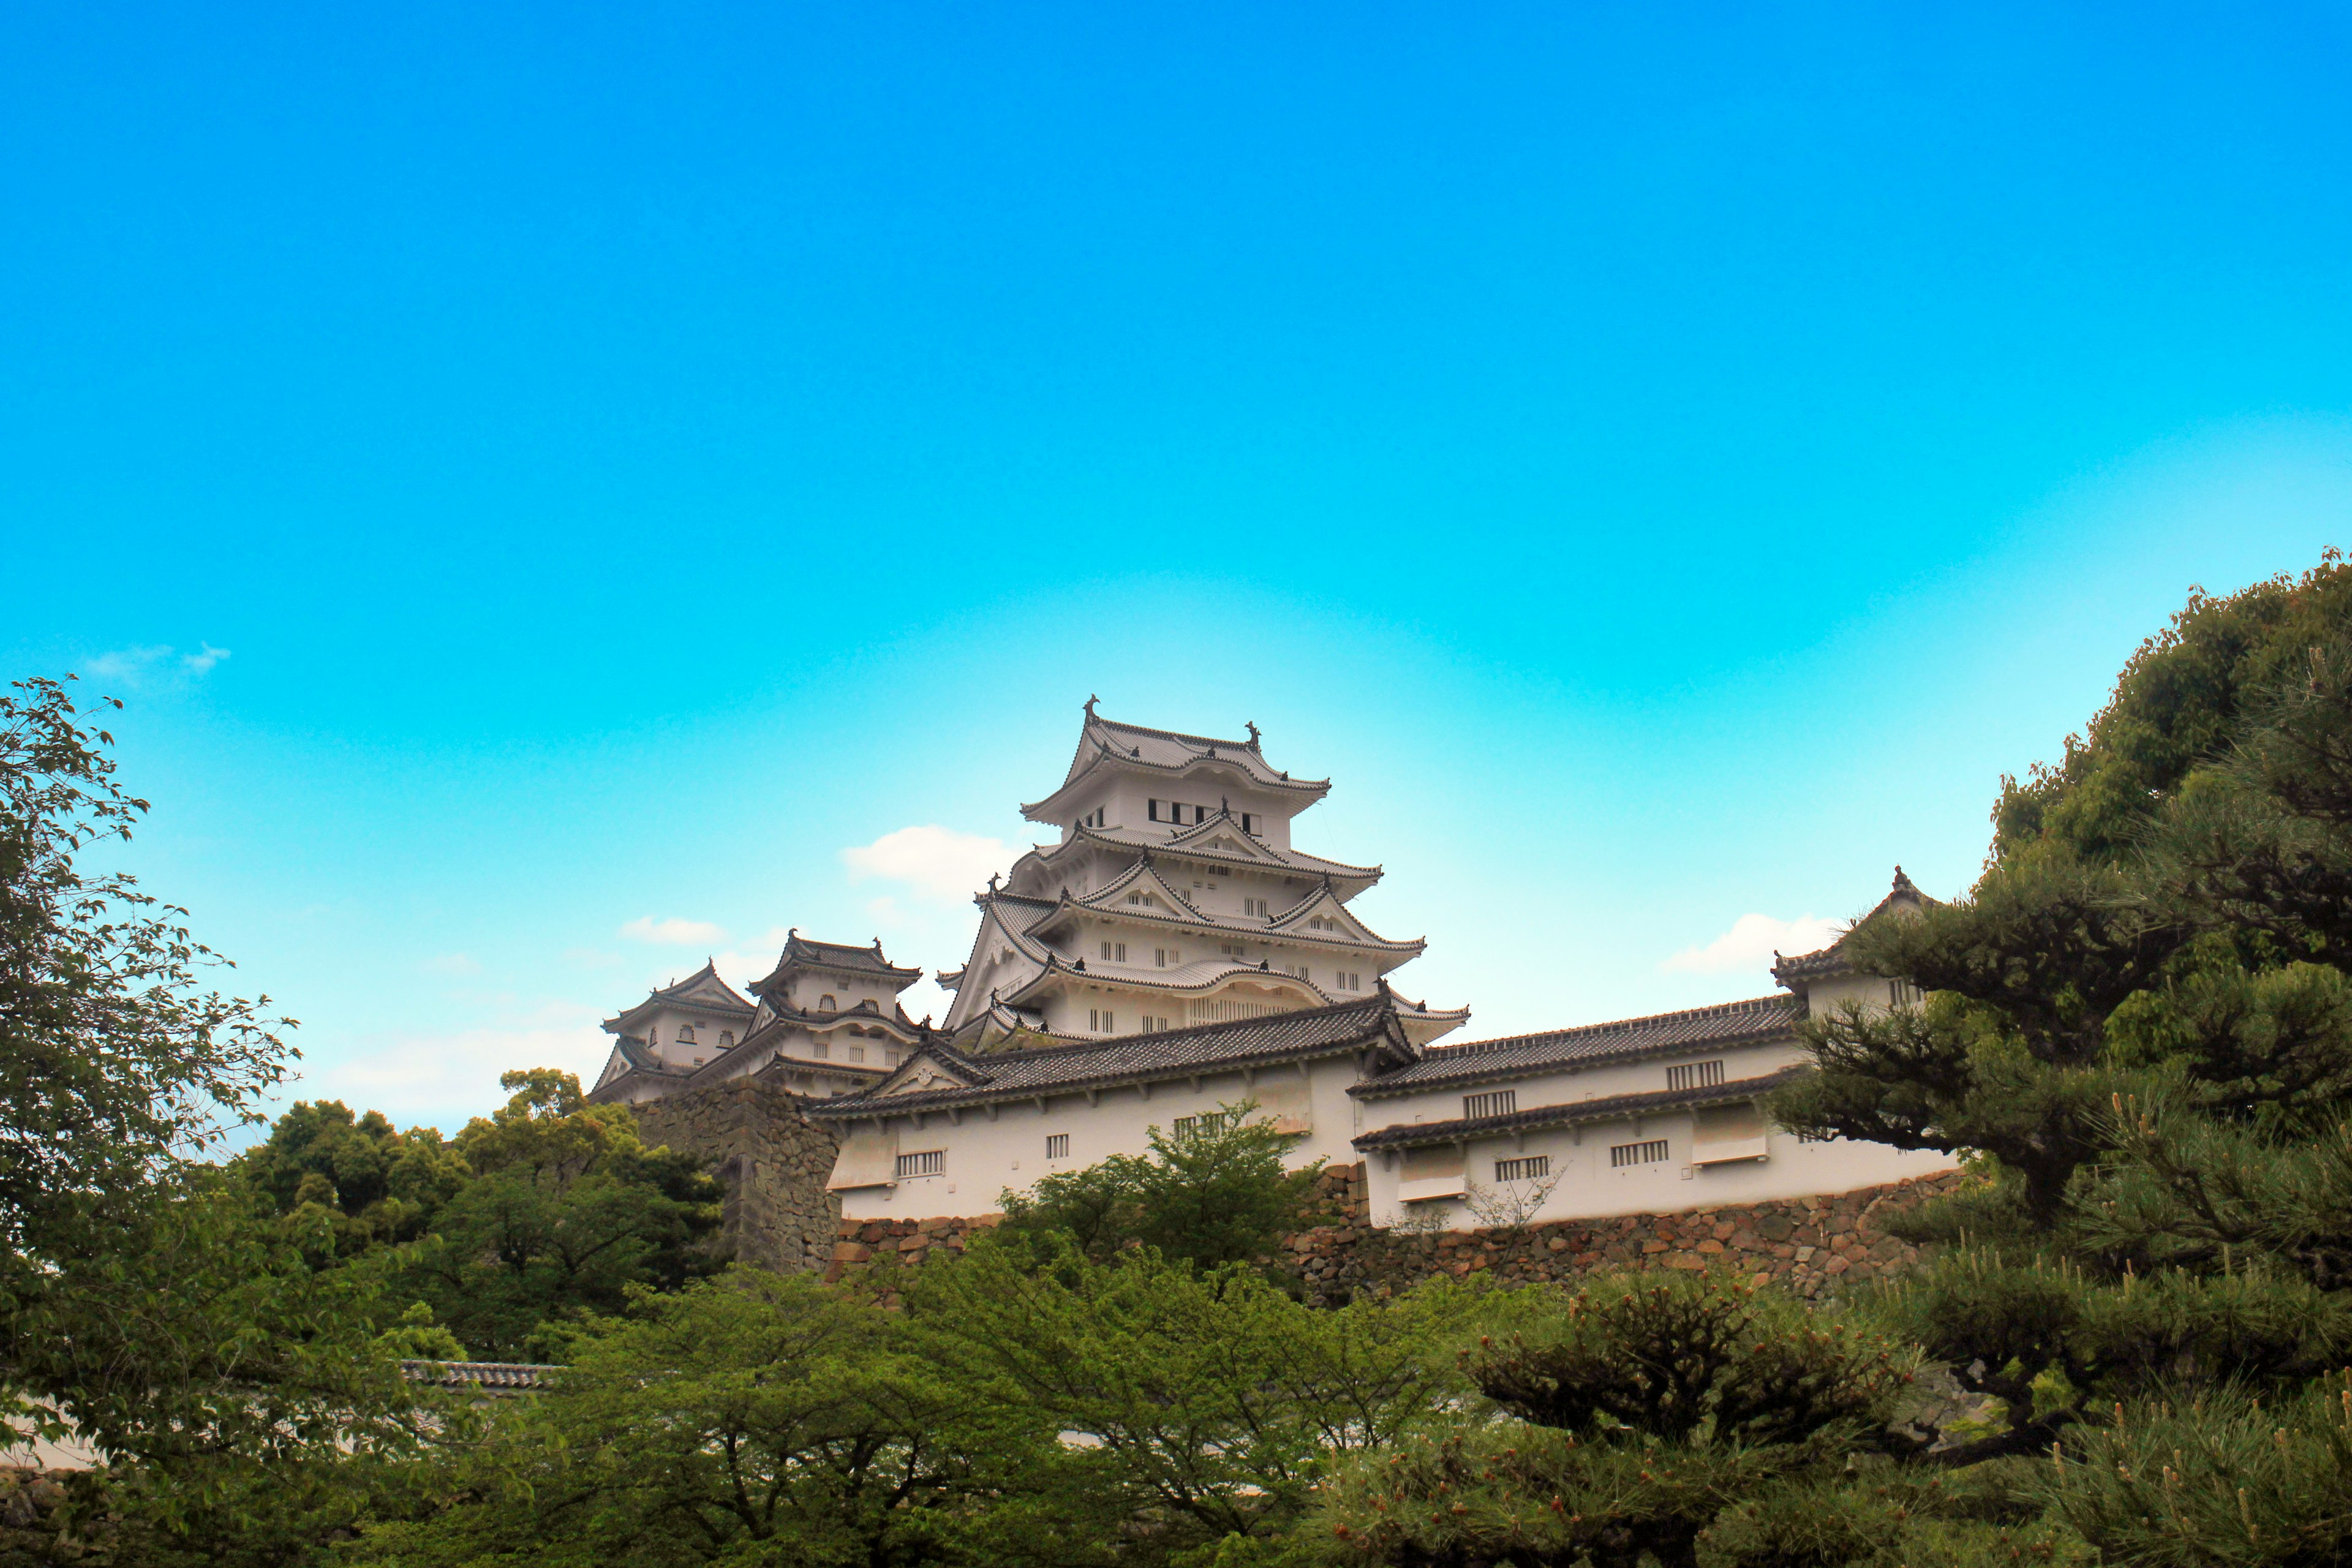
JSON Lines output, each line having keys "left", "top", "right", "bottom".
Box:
{"left": 832, "top": 1054, "right": 1368, "bottom": 1221}
{"left": 1354, "top": 1034, "right": 1953, "bottom": 1228}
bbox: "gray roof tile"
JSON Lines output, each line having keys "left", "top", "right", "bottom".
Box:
{"left": 809, "top": 995, "right": 1408, "bottom": 1117}
{"left": 1351, "top": 994, "right": 1799, "bottom": 1098}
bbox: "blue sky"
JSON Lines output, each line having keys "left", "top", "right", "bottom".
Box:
{"left": 7, "top": 2, "right": 2351, "bottom": 1134}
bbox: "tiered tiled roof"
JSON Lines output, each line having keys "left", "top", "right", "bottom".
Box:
{"left": 749, "top": 932, "right": 921, "bottom": 997}
{"left": 1022, "top": 704, "right": 1332, "bottom": 822}
{"left": 602, "top": 961, "right": 756, "bottom": 1034}
{"left": 1351, "top": 994, "right": 1801, "bottom": 1099}
{"left": 810, "top": 995, "right": 1412, "bottom": 1118}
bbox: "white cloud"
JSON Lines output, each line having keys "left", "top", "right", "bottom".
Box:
{"left": 421, "top": 952, "right": 481, "bottom": 976}
{"left": 298, "top": 1005, "right": 611, "bottom": 1129}
{"left": 842, "top": 825, "right": 1014, "bottom": 905}
{"left": 619, "top": 915, "right": 728, "bottom": 946}
{"left": 1662, "top": 913, "right": 1844, "bottom": 975}
{"left": 81, "top": 642, "right": 230, "bottom": 688}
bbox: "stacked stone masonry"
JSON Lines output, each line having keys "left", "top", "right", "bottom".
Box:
{"left": 630, "top": 1075, "right": 844, "bottom": 1275}
{"left": 826, "top": 1165, "right": 1969, "bottom": 1298}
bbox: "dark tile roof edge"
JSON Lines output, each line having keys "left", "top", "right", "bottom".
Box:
{"left": 398, "top": 1360, "right": 564, "bottom": 1388}
{"left": 1353, "top": 1067, "right": 1806, "bottom": 1150}
{"left": 805, "top": 997, "right": 1404, "bottom": 1117}
{"left": 1351, "top": 995, "right": 1798, "bottom": 1098}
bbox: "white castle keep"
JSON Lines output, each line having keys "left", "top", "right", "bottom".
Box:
{"left": 590, "top": 705, "right": 1953, "bottom": 1231}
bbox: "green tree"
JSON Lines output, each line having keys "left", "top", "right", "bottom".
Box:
{"left": 1757, "top": 556, "right": 2352, "bottom": 1557}
{"left": 401, "top": 1068, "right": 725, "bottom": 1359}
{"left": 907, "top": 1229, "right": 1479, "bottom": 1561}
{"left": 997, "top": 1100, "right": 1324, "bottom": 1271}
{"left": 0, "top": 677, "right": 448, "bottom": 1564}
{"left": 1314, "top": 1271, "right": 1972, "bottom": 1568}
{"left": 0, "top": 676, "right": 290, "bottom": 1276}
{"left": 236, "top": 1098, "right": 468, "bottom": 1261}
{"left": 356, "top": 1267, "right": 1056, "bottom": 1568}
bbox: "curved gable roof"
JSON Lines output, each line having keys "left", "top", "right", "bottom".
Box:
{"left": 1023, "top": 706, "right": 1332, "bottom": 821}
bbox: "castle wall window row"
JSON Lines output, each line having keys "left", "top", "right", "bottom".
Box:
{"left": 1665, "top": 1060, "right": 1726, "bottom": 1092}
{"left": 1494, "top": 1155, "right": 1550, "bottom": 1183}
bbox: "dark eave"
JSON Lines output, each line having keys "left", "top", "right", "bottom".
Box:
{"left": 1353, "top": 995, "right": 1800, "bottom": 1098}
{"left": 809, "top": 995, "right": 1412, "bottom": 1118}
{"left": 1353, "top": 1068, "right": 1806, "bottom": 1151}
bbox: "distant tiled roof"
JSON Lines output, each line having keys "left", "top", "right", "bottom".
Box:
{"left": 1354, "top": 1067, "right": 1805, "bottom": 1150}
{"left": 1770, "top": 869, "right": 1937, "bottom": 988}
{"left": 604, "top": 962, "right": 756, "bottom": 1033}
{"left": 810, "top": 995, "right": 1411, "bottom": 1117}
{"left": 1351, "top": 995, "right": 1800, "bottom": 1098}
{"left": 750, "top": 932, "right": 921, "bottom": 997}
{"left": 399, "top": 1360, "right": 561, "bottom": 1390}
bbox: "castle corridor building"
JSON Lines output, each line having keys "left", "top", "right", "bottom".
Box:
{"left": 590, "top": 704, "right": 1956, "bottom": 1234}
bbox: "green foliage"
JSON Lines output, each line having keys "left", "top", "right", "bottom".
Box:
{"left": 1991, "top": 559, "right": 2352, "bottom": 864}
{"left": 907, "top": 1227, "right": 1479, "bottom": 1557}
{"left": 236, "top": 1098, "right": 468, "bottom": 1260}
{"left": 997, "top": 1099, "right": 1324, "bottom": 1270}
{"left": 2031, "top": 1378, "right": 2352, "bottom": 1565}
{"left": 355, "top": 1265, "right": 1055, "bottom": 1568}
{"left": 1464, "top": 1272, "right": 1917, "bottom": 1450}
{"left": 0, "top": 675, "right": 290, "bottom": 1274}
{"left": 1321, "top": 1273, "right": 1922, "bottom": 1568}
{"left": 4, "top": 1174, "right": 461, "bottom": 1567}
{"left": 400, "top": 1069, "right": 726, "bottom": 1360}
{"left": 234, "top": 1070, "right": 726, "bottom": 1361}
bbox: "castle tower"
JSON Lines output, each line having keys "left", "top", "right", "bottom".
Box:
{"left": 589, "top": 935, "right": 927, "bottom": 1105}
{"left": 938, "top": 701, "right": 1468, "bottom": 1049}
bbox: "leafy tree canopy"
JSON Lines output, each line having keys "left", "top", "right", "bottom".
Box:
{"left": 997, "top": 1100, "right": 1324, "bottom": 1273}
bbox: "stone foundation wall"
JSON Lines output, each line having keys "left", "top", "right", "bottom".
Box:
{"left": 1287, "top": 1168, "right": 1966, "bottom": 1304}
{"left": 826, "top": 1166, "right": 1968, "bottom": 1299}
{"left": 629, "top": 1074, "right": 843, "bottom": 1275}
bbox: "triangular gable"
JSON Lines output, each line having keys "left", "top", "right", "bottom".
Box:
{"left": 1164, "top": 810, "right": 1288, "bottom": 865}
{"left": 872, "top": 1046, "right": 990, "bottom": 1098}
{"left": 1069, "top": 858, "right": 1212, "bottom": 924}
{"left": 1265, "top": 883, "right": 1423, "bottom": 952}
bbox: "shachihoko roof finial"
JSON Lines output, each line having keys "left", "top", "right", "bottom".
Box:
{"left": 1245, "top": 720, "right": 1260, "bottom": 746}
{"left": 1084, "top": 693, "right": 1099, "bottom": 718}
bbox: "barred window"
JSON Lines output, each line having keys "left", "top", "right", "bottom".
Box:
{"left": 1463, "top": 1090, "right": 1517, "bottom": 1120}
{"left": 1045, "top": 1134, "right": 1069, "bottom": 1160}
{"left": 1665, "top": 1060, "right": 1725, "bottom": 1092}
{"left": 1494, "top": 1155, "right": 1550, "bottom": 1182}
{"left": 895, "top": 1150, "right": 944, "bottom": 1178}
{"left": 1172, "top": 1111, "right": 1237, "bottom": 1144}
{"left": 1089, "top": 1008, "right": 1117, "bottom": 1032}
{"left": 1610, "top": 1139, "right": 1672, "bottom": 1169}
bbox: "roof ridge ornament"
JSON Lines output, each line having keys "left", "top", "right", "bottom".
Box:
{"left": 1245, "top": 720, "right": 1260, "bottom": 748}
{"left": 1084, "top": 693, "right": 1098, "bottom": 719}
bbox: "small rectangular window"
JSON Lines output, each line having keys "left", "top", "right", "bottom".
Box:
{"left": 1090, "top": 1008, "right": 1116, "bottom": 1032}
{"left": 896, "top": 1150, "right": 944, "bottom": 1178}
{"left": 1494, "top": 1155, "right": 1550, "bottom": 1182}
{"left": 1241, "top": 813, "right": 1257, "bottom": 833}
{"left": 1666, "top": 1060, "right": 1727, "bottom": 1092}
{"left": 1610, "top": 1139, "right": 1672, "bottom": 1169}
{"left": 1463, "top": 1090, "right": 1517, "bottom": 1120}
{"left": 1889, "top": 979, "right": 1921, "bottom": 1007}
{"left": 1045, "top": 1134, "right": 1069, "bottom": 1160}
{"left": 811, "top": 1042, "right": 829, "bottom": 1060}
{"left": 847, "top": 1046, "right": 864, "bottom": 1063}
{"left": 1148, "top": 799, "right": 1164, "bottom": 822}
{"left": 1155, "top": 948, "right": 1178, "bottom": 967}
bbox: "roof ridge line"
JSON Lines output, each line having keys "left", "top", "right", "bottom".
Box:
{"left": 1428, "top": 993, "right": 1793, "bottom": 1057}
